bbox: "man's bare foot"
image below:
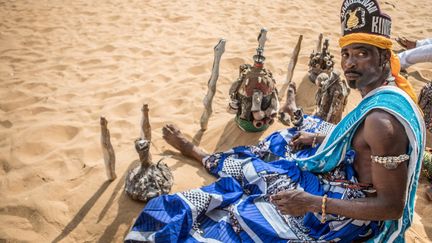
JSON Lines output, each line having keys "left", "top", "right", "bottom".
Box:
{"left": 396, "top": 37, "right": 416, "bottom": 50}
{"left": 162, "top": 124, "right": 209, "bottom": 163}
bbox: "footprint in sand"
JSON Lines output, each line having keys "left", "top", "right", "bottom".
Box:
{"left": 187, "top": 64, "right": 208, "bottom": 75}
{"left": 0, "top": 120, "right": 13, "bottom": 128}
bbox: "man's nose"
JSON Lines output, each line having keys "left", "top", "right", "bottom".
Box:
{"left": 344, "top": 56, "right": 356, "bottom": 69}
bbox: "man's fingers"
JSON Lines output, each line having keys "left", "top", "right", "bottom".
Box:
{"left": 292, "top": 132, "right": 301, "bottom": 141}
{"left": 270, "top": 194, "right": 282, "bottom": 201}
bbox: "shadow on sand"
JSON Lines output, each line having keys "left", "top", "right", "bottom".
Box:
{"left": 52, "top": 181, "right": 111, "bottom": 243}
{"left": 214, "top": 118, "right": 264, "bottom": 152}
{"left": 52, "top": 162, "right": 144, "bottom": 243}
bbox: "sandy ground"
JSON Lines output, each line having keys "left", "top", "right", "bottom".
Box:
{"left": 0, "top": 0, "right": 431, "bottom": 242}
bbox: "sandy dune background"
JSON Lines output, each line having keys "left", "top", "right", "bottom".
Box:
{"left": 0, "top": 0, "right": 431, "bottom": 242}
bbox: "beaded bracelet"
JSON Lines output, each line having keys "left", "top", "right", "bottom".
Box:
{"left": 321, "top": 194, "right": 328, "bottom": 224}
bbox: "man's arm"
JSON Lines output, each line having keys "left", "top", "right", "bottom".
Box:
{"left": 273, "top": 110, "right": 409, "bottom": 220}
{"left": 318, "top": 110, "right": 408, "bottom": 220}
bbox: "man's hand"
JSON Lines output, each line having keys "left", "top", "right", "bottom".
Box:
{"left": 270, "top": 190, "right": 316, "bottom": 216}
{"left": 395, "top": 37, "right": 416, "bottom": 50}
{"left": 289, "top": 131, "right": 316, "bottom": 152}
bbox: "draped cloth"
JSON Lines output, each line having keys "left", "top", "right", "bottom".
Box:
{"left": 125, "top": 86, "right": 425, "bottom": 243}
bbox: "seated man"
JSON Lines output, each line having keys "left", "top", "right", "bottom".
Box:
{"left": 125, "top": 0, "right": 425, "bottom": 242}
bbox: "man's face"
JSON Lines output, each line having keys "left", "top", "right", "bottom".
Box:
{"left": 341, "top": 43, "right": 385, "bottom": 90}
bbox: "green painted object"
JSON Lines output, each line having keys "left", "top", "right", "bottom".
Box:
{"left": 235, "top": 116, "right": 268, "bottom": 133}
{"left": 423, "top": 150, "right": 432, "bottom": 181}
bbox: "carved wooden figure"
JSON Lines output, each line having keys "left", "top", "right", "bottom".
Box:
{"left": 125, "top": 138, "right": 173, "bottom": 202}
{"left": 200, "top": 39, "right": 226, "bottom": 131}
{"left": 313, "top": 71, "right": 350, "bottom": 124}
{"left": 227, "top": 28, "right": 279, "bottom": 132}
{"left": 100, "top": 117, "right": 116, "bottom": 181}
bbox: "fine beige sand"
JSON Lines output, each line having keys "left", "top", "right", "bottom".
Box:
{"left": 1, "top": 0, "right": 431, "bottom": 242}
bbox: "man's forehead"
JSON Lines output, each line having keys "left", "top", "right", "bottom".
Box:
{"left": 341, "top": 43, "right": 377, "bottom": 51}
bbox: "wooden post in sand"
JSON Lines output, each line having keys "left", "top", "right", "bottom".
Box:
{"left": 200, "top": 39, "right": 226, "bottom": 131}
{"left": 279, "top": 35, "right": 303, "bottom": 102}
{"left": 316, "top": 33, "right": 323, "bottom": 53}
{"left": 100, "top": 117, "right": 116, "bottom": 181}
{"left": 140, "top": 104, "right": 151, "bottom": 141}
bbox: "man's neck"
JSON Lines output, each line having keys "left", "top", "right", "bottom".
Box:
{"left": 359, "top": 74, "right": 388, "bottom": 97}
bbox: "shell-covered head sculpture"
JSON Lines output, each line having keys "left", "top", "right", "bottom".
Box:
{"left": 227, "top": 28, "right": 279, "bottom": 132}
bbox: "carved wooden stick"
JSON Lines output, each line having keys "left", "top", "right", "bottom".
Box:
{"left": 316, "top": 33, "right": 323, "bottom": 53}
{"left": 100, "top": 117, "right": 116, "bottom": 181}
{"left": 140, "top": 104, "right": 151, "bottom": 141}
{"left": 279, "top": 35, "right": 303, "bottom": 101}
{"left": 257, "top": 28, "right": 268, "bottom": 50}
{"left": 200, "top": 39, "right": 226, "bottom": 130}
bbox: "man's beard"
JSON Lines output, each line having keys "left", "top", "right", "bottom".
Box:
{"left": 348, "top": 79, "right": 356, "bottom": 89}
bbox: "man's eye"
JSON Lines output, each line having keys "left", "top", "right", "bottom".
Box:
{"left": 341, "top": 53, "right": 348, "bottom": 58}
{"left": 358, "top": 52, "right": 366, "bottom": 57}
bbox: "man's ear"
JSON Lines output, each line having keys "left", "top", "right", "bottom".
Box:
{"left": 379, "top": 49, "right": 391, "bottom": 67}
{"left": 384, "top": 50, "right": 391, "bottom": 63}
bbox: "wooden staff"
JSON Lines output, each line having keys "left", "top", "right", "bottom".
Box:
{"left": 100, "top": 117, "right": 116, "bottom": 181}
{"left": 140, "top": 104, "right": 151, "bottom": 141}
{"left": 279, "top": 35, "right": 303, "bottom": 102}
{"left": 200, "top": 39, "right": 226, "bottom": 130}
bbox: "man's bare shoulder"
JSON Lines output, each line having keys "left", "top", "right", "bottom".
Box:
{"left": 363, "top": 109, "right": 408, "bottom": 154}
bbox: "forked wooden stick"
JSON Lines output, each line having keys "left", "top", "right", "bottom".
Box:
{"left": 200, "top": 39, "right": 226, "bottom": 130}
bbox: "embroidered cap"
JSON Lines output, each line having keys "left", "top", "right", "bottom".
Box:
{"left": 340, "top": 0, "right": 391, "bottom": 38}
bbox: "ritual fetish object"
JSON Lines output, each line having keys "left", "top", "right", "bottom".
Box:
{"left": 100, "top": 117, "right": 116, "bottom": 181}
{"left": 308, "top": 37, "right": 335, "bottom": 83}
{"left": 418, "top": 81, "right": 432, "bottom": 133}
{"left": 200, "top": 39, "right": 226, "bottom": 131}
{"left": 125, "top": 138, "right": 173, "bottom": 202}
{"left": 227, "top": 28, "right": 279, "bottom": 132}
{"left": 313, "top": 71, "right": 350, "bottom": 124}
